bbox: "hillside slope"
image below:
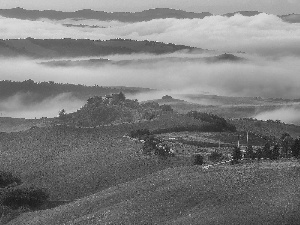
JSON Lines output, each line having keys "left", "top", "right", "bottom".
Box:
{"left": 0, "top": 110, "right": 208, "bottom": 200}
{"left": 8, "top": 161, "right": 300, "bottom": 225}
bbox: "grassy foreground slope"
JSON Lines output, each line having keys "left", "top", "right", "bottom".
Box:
{"left": 0, "top": 113, "right": 204, "bottom": 200}
{"left": 9, "top": 161, "right": 300, "bottom": 225}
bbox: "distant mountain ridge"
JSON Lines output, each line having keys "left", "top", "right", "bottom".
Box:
{"left": 0, "top": 7, "right": 211, "bottom": 22}
{"left": 0, "top": 38, "right": 201, "bottom": 58}
{"left": 0, "top": 7, "right": 298, "bottom": 23}
{"left": 40, "top": 53, "right": 245, "bottom": 67}
{"left": 0, "top": 79, "right": 151, "bottom": 102}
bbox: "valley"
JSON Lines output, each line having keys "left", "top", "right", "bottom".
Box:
{"left": 1, "top": 3, "right": 300, "bottom": 224}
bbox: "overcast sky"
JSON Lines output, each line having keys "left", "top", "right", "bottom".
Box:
{"left": 0, "top": 0, "right": 299, "bottom": 14}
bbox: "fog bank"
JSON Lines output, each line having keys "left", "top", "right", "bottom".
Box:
{"left": 0, "top": 93, "right": 84, "bottom": 119}
{"left": 1, "top": 14, "right": 300, "bottom": 56}
{"left": 1, "top": 55, "right": 300, "bottom": 99}
{"left": 255, "top": 106, "right": 300, "bottom": 125}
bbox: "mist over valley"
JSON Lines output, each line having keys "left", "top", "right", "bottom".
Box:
{"left": 1, "top": 5, "right": 300, "bottom": 225}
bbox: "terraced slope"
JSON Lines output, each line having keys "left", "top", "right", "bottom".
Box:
{"left": 8, "top": 161, "right": 300, "bottom": 225}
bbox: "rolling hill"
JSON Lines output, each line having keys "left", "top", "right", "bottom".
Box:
{"left": 223, "top": 11, "right": 262, "bottom": 17}
{"left": 0, "top": 38, "right": 199, "bottom": 59}
{"left": 7, "top": 161, "right": 300, "bottom": 225}
{"left": 1, "top": 94, "right": 300, "bottom": 224}
{"left": 0, "top": 107, "right": 210, "bottom": 201}
{"left": 0, "top": 80, "right": 151, "bottom": 102}
{"left": 280, "top": 14, "right": 300, "bottom": 23}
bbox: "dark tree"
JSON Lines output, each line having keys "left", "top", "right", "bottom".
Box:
{"left": 2, "top": 187, "right": 49, "bottom": 210}
{"left": 142, "top": 135, "right": 159, "bottom": 155}
{"left": 291, "top": 138, "right": 300, "bottom": 158}
{"left": 245, "top": 145, "right": 255, "bottom": 160}
{"left": 232, "top": 147, "right": 242, "bottom": 164}
{"left": 58, "top": 109, "right": 66, "bottom": 121}
{"left": 256, "top": 148, "right": 263, "bottom": 160}
{"left": 111, "top": 92, "right": 126, "bottom": 105}
{"left": 271, "top": 144, "right": 280, "bottom": 160}
{"left": 118, "top": 92, "right": 126, "bottom": 101}
{"left": 262, "top": 142, "right": 272, "bottom": 159}
{"left": 193, "top": 154, "right": 204, "bottom": 165}
{"left": 281, "top": 133, "right": 293, "bottom": 158}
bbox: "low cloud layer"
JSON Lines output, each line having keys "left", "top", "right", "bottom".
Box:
{"left": 255, "top": 106, "right": 300, "bottom": 125}
{"left": 0, "top": 92, "right": 84, "bottom": 118}
{"left": 1, "top": 55, "right": 300, "bottom": 99}
{"left": 1, "top": 13, "right": 300, "bottom": 119}
{"left": 1, "top": 14, "right": 300, "bottom": 56}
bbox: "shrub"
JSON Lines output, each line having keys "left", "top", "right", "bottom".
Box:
{"left": 130, "top": 129, "right": 151, "bottom": 139}
{"left": 162, "top": 95, "right": 173, "bottom": 100}
{"left": 160, "top": 104, "right": 173, "bottom": 112}
{"left": 245, "top": 145, "right": 255, "bottom": 160}
{"left": 0, "top": 171, "right": 22, "bottom": 188}
{"left": 2, "top": 187, "right": 49, "bottom": 210}
{"left": 142, "top": 135, "right": 160, "bottom": 155}
{"left": 208, "top": 151, "right": 224, "bottom": 162}
{"left": 193, "top": 154, "right": 204, "bottom": 165}
{"left": 154, "top": 144, "right": 172, "bottom": 158}
{"left": 232, "top": 147, "right": 242, "bottom": 162}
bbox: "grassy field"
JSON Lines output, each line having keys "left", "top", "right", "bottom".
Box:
{"left": 2, "top": 113, "right": 300, "bottom": 224}
{"left": 0, "top": 123, "right": 194, "bottom": 201}
{"left": 7, "top": 160, "right": 300, "bottom": 225}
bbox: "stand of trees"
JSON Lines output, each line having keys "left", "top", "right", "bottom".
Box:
{"left": 233, "top": 135, "right": 300, "bottom": 164}
{"left": 0, "top": 171, "right": 49, "bottom": 223}
{"left": 142, "top": 135, "right": 174, "bottom": 158}
{"left": 187, "top": 111, "right": 236, "bottom": 132}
